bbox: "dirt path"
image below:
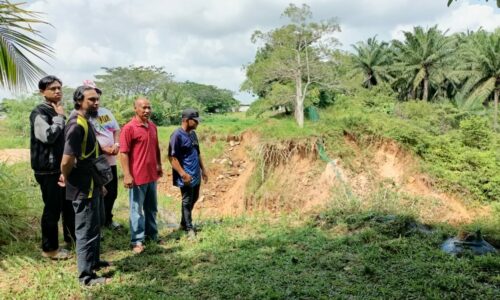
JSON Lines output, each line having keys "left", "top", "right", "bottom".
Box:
{"left": 0, "top": 149, "right": 30, "bottom": 165}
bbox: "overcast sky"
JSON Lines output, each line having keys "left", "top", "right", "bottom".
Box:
{"left": 1, "top": 0, "right": 499, "bottom": 103}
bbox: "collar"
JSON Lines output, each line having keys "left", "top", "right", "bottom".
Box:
{"left": 132, "top": 116, "right": 150, "bottom": 127}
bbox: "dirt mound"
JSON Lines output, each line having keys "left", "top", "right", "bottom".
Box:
{"left": 0, "top": 149, "right": 30, "bottom": 165}
{"left": 339, "top": 136, "right": 489, "bottom": 225}
{"left": 159, "top": 130, "right": 489, "bottom": 225}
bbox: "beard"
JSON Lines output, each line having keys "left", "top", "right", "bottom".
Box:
{"left": 86, "top": 109, "right": 98, "bottom": 118}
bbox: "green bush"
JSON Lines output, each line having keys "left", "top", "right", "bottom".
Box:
{"left": 460, "top": 116, "right": 492, "bottom": 150}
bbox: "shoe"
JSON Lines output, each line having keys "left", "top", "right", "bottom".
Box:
{"left": 42, "top": 248, "right": 71, "bottom": 260}
{"left": 93, "top": 260, "right": 112, "bottom": 271}
{"left": 187, "top": 229, "right": 197, "bottom": 240}
{"left": 64, "top": 241, "right": 75, "bottom": 250}
{"left": 109, "top": 221, "right": 122, "bottom": 230}
{"left": 85, "top": 276, "right": 112, "bottom": 286}
{"left": 131, "top": 243, "right": 145, "bottom": 254}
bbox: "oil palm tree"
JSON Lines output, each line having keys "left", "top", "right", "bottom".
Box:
{"left": 392, "top": 26, "right": 456, "bottom": 101}
{"left": 351, "top": 36, "right": 392, "bottom": 88}
{"left": 456, "top": 29, "right": 500, "bottom": 128}
{"left": 0, "top": 0, "right": 53, "bottom": 91}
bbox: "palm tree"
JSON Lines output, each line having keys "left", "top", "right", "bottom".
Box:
{"left": 456, "top": 29, "right": 500, "bottom": 129}
{"left": 0, "top": 0, "right": 53, "bottom": 91}
{"left": 351, "top": 36, "right": 392, "bottom": 88}
{"left": 392, "top": 26, "right": 456, "bottom": 101}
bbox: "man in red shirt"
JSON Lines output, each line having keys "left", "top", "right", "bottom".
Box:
{"left": 119, "top": 98, "right": 163, "bottom": 254}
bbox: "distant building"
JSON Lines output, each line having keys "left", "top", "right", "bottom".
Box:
{"left": 232, "top": 104, "right": 250, "bottom": 112}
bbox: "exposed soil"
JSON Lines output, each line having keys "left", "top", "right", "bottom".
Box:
{"left": 160, "top": 130, "right": 490, "bottom": 225}
{"left": 1, "top": 132, "right": 489, "bottom": 225}
{"left": 0, "top": 149, "right": 30, "bottom": 165}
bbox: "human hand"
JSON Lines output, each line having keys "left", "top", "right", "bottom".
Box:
{"left": 58, "top": 174, "right": 65, "bottom": 187}
{"left": 181, "top": 173, "right": 192, "bottom": 185}
{"left": 111, "top": 143, "right": 120, "bottom": 155}
{"left": 51, "top": 102, "right": 64, "bottom": 116}
{"left": 101, "top": 186, "right": 108, "bottom": 196}
{"left": 202, "top": 171, "right": 208, "bottom": 183}
{"left": 157, "top": 165, "right": 163, "bottom": 177}
{"left": 123, "top": 174, "right": 134, "bottom": 189}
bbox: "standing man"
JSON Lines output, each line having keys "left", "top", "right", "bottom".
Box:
{"left": 120, "top": 98, "right": 163, "bottom": 254}
{"left": 84, "top": 80, "right": 122, "bottom": 229}
{"left": 168, "top": 108, "right": 208, "bottom": 239}
{"left": 29, "top": 75, "right": 75, "bottom": 260}
{"left": 61, "top": 85, "right": 110, "bottom": 286}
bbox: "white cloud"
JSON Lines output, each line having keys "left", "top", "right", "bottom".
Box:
{"left": 391, "top": 2, "right": 500, "bottom": 40}
{"left": 0, "top": 0, "right": 498, "bottom": 104}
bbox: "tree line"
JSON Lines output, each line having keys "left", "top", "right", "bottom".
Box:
{"left": 242, "top": 4, "right": 500, "bottom": 128}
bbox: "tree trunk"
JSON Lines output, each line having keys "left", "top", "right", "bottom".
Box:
{"left": 295, "top": 74, "right": 304, "bottom": 128}
{"left": 494, "top": 88, "right": 499, "bottom": 131}
{"left": 423, "top": 73, "right": 429, "bottom": 101}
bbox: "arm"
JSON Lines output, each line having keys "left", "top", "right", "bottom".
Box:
{"left": 33, "top": 111, "right": 65, "bottom": 144}
{"left": 199, "top": 155, "right": 208, "bottom": 183}
{"left": 168, "top": 156, "right": 191, "bottom": 184}
{"left": 119, "top": 126, "right": 133, "bottom": 188}
{"left": 156, "top": 128, "right": 162, "bottom": 177}
{"left": 120, "top": 152, "right": 134, "bottom": 188}
{"left": 60, "top": 154, "right": 76, "bottom": 179}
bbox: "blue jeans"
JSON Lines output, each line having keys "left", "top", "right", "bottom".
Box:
{"left": 129, "top": 181, "right": 158, "bottom": 245}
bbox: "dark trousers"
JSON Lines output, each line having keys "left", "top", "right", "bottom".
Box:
{"left": 180, "top": 184, "right": 200, "bottom": 231}
{"left": 35, "top": 173, "right": 75, "bottom": 252}
{"left": 73, "top": 196, "right": 101, "bottom": 284}
{"left": 103, "top": 166, "right": 118, "bottom": 226}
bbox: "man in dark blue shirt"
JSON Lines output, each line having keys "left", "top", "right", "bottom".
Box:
{"left": 168, "top": 108, "right": 208, "bottom": 239}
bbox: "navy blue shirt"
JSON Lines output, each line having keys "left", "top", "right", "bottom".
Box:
{"left": 168, "top": 128, "right": 201, "bottom": 187}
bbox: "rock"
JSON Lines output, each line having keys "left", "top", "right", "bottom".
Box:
{"left": 220, "top": 158, "right": 228, "bottom": 165}
{"left": 217, "top": 175, "right": 225, "bottom": 180}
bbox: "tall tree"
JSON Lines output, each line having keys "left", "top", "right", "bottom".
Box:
{"left": 95, "top": 65, "right": 173, "bottom": 98}
{"left": 243, "top": 3, "right": 340, "bottom": 127}
{"left": 456, "top": 29, "right": 500, "bottom": 128}
{"left": 0, "top": 0, "right": 53, "bottom": 91}
{"left": 392, "top": 26, "right": 456, "bottom": 101}
{"left": 351, "top": 36, "right": 392, "bottom": 88}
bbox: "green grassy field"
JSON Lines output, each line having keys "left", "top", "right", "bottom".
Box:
{"left": 0, "top": 158, "right": 499, "bottom": 299}
{"left": 1, "top": 106, "right": 499, "bottom": 299}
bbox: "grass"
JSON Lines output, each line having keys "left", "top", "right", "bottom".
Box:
{"left": 1, "top": 101, "right": 500, "bottom": 298}
{"left": 1, "top": 195, "right": 499, "bottom": 298}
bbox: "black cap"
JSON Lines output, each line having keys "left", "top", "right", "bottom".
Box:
{"left": 182, "top": 108, "right": 201, "bottom": 122}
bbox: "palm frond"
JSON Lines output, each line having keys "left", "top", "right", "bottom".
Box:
{"left": 0, "top": 0, "right": 53, "bottom": 91}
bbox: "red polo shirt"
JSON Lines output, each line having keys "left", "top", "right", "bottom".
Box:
{"left": 120, "top": 117, "right": 161, "bottom": 186}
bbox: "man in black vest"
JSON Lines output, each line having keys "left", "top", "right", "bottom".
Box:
{"left": 61, "top": 85, "right": 111, "bottom": 286}
{"left": 29, "top": 75, "right": 75, "bottom": 260}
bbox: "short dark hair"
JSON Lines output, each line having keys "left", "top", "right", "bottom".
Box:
{"left": 38, "top": 75, "right": 62, "bottom": 91}
{"left": 73, "top": 85, "right": 97, "bottom": 110}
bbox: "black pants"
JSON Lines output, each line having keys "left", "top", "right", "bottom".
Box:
{"left": 35, "top": 173, "right": 75, "bottom": 252}
{"left": 103, "top": 166, "right": 118, "bottom": 226}
{"left": 73, "top": 196, "right": 102, "bottom": 284}
{"left": 180, "top": 184, "right": 200, "bottom": 231}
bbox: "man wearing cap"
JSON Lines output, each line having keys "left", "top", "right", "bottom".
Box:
{"left": 120, "top": 98, "right": 163, "bottom": 254}
{"left": 84, "top": 80, "right": 122, "bottom": 230}
{"left": 168, "top": 108, "right": 208, "bottom": 239}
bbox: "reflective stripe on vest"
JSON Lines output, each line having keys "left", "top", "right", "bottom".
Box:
{"left": 76, "top": 114, "right": 99, "bottom": 198}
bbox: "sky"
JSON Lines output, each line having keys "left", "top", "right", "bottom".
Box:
{"left": 1, "top": 0, "right": 499, "bottom": 103}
